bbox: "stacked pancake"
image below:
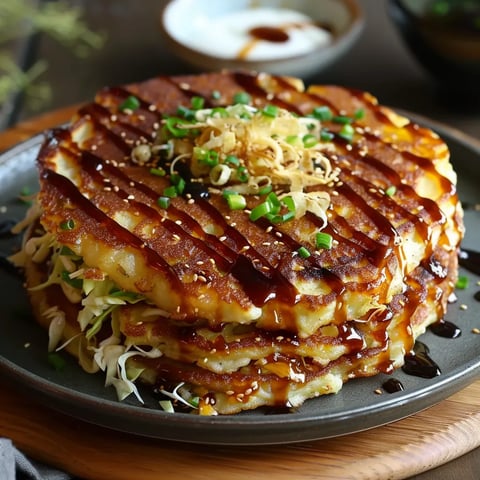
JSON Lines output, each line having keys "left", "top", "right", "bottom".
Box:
{"left": 14, "top": 71, "right": 464, "bottom": 414}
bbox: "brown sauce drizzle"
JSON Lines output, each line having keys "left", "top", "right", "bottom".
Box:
{"left": 402, "top": 341, "right": 441, "bottom": 379}
{"left": 430, "top": 319, "right": 461, "bottom": 339}
{"left": 237, "top": 21, "right": 333, "bottom": 60}
{"left": 382, "top": 378, "right": 404, "bottom": 393}
{"left": 459, "top": 248, "right": 480, "bottom": 275}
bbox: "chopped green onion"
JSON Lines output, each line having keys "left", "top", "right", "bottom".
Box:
{"left": 250, "top": 201, "right": 273, "bottom": 221}
{"left": 211, "top": 106, "right": 228, "bottom": 117}
{"left": 385, "top": 185, "right": 397, "bottom": 197}
{"left": 354, "top": 108, "right": 365, "bottom": 120}
{"left": 170, "top": 174, "right": 186, "bottom": 195}
{"left": 211, "top": 90, "right": 221, "bottom": 100}
{"left": 262, "top": 105, "right": 279, "bottom": 118}
{"left": 303, "top": 134, "right": 317, "bottom": 148}
{"left": 176, "top": 105, "right": 195, "bottom": 120}
{"left": 236, "top": 166, "right": 249, "bottom": 182}
{"left": 233, "top": 91, "right": 251, "bottom": 105}
{"left": 48, "top": 352, "right": 66, "bottom": 371}
{"left": 257, "top": 184, "right": 273, "bottom": 196}
{"left": 225, "top": 193, "right": 246, "bottom": 210}
{"left": 157, "top": 196, "right": 171, "bottom": 209}
{"left": 456, "top": 275, "right": 469, "bottom": 289}
{"left": 297, "top": 246, "right": 311, "bottom": 258}
{"left": 333, "top": 115, "right": 353, "bottom": 125}
{"left": 150, "top": 167, "right": 166, "bottom": 177}
{"left": 286, "top": 135, "right": 300, "bottom": 145}
{"left": 165, "top": 117, "right": 189, "bottom": 138}
{"left": 163, "top": 185, "right": 178, "bottom": 198}
{"left": 201, "top": 150, "right": 219, "bottom": 167}
{"left": 119, "top": 95, "right": 140, "bottom": 112}
{"left": 225, "top": 155, "right": 240, "bottom": 166}
{"left": 320, "top": 129, "right": 334, "bottom": 142}
{"left": 315, "top": 232, "right": 333, "bottom": 249}
{"left": 266, "top": 191, "right": 281, "bottom": 214}
{"left": 282, "top": 195, "right": 296, "bottom": 213}
{"left": 191, "top": 96, "right": 205, "bottom": 110}
{"left": 60, "top": 219, "right": 75, "bottom": 230}
{"left": 338, "top": 124, "right": 355, "bottom": 142}
{"left": 266, "top": 211, "right": 295, "bottom": 224}
{"left": 311, "top": 106, "right": 333, "bottom": 121}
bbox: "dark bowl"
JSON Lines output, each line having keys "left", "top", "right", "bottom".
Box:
{"left": 387, "top": 0, "right": 480, "bottom": 99}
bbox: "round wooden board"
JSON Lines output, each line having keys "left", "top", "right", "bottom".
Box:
{"left": 1, "top": 109, "right": 480, "bottom": 480}
{"left": 1, "top": 382, "right": 480, "bottom": 480}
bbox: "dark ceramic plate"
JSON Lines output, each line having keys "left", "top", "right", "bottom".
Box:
{"left": 0, "top": 116, "right": 479, "bottom": 445}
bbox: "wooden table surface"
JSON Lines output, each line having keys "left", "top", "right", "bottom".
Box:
{"left": 1, "top": 1, "right": 480, "bottom": 478}
{"left": 1, "top": 105, "right": 480, "bottom": 480}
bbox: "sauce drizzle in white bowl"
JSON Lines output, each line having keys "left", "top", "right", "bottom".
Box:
{"left": 183, "top": 8, "right": 333, "bottom": 61}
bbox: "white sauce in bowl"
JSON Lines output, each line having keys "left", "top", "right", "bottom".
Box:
{"left": 180, "top": 8, "right": 333, "bottom": 61}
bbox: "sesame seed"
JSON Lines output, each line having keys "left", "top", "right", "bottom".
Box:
{"left": 472, "top": 328, "right": 480, "bottom": 334}
{"left": 374, "top": 389, "right": 383, "bottom": 395}
{"left": 240, "top": 245, "right": 250, "bottom": 253}
{"left": 219, "top": 236, "right": 227, "bottom": 242}
{"left": 172, "top": 234, "right": 181, "bottom": 241}
{"left": 262, "top": 242, "right": 271, "bottom": 246}
{"left": 127, "top": 194, "right": 135, "bottom": 200}
{"left": 188, "top": 198, "right": 195, "bottom": 204}
{"left": 198, "top": 275, "right": 207, "bottom": 283}
{"left": 244, "top": 388, "right": 253, "bottom": 396}
{"left": 110, "top": 114, "right": 117, "bottom": 122}
{"left": 196, "top": 260, "right": 204, "bottom": 265}
{"left": 226, "top": 390, "right": 235, "bottom": 396}
{"left": 460, "top": 304, "right": 468, "bottom": 310}
{"left": 148, "top": 104, "right": 157, "bottom": 112}
{"left": 275, "top": 231, "right": 283, "bottom": 238}
{"left": 175, "top": 220, "right": 182, "bottom": 225}
{"left": 179, "top": 82, "right": 190, "bottom": 90}
{"left": 266, "top": 226, "right": 273, "bottom": 233}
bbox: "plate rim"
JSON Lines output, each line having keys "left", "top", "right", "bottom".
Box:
{"left": 0, "top": 116, "right": 479, "bottom": 445}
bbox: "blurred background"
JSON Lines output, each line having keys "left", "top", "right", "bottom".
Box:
{"left": 1, "top": 0, "right": 479, "bottom": 138}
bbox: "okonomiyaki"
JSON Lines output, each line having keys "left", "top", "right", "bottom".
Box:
{"left": 11, "top": 71, "right": 464, "bottom": 415}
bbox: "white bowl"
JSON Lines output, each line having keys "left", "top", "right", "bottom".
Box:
{"left": 160, "top": 0, "right": 364, "bottom": 78}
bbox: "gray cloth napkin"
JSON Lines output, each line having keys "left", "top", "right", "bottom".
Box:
{"left": 0, "top": 439, "right": 72, "bottom": 480}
